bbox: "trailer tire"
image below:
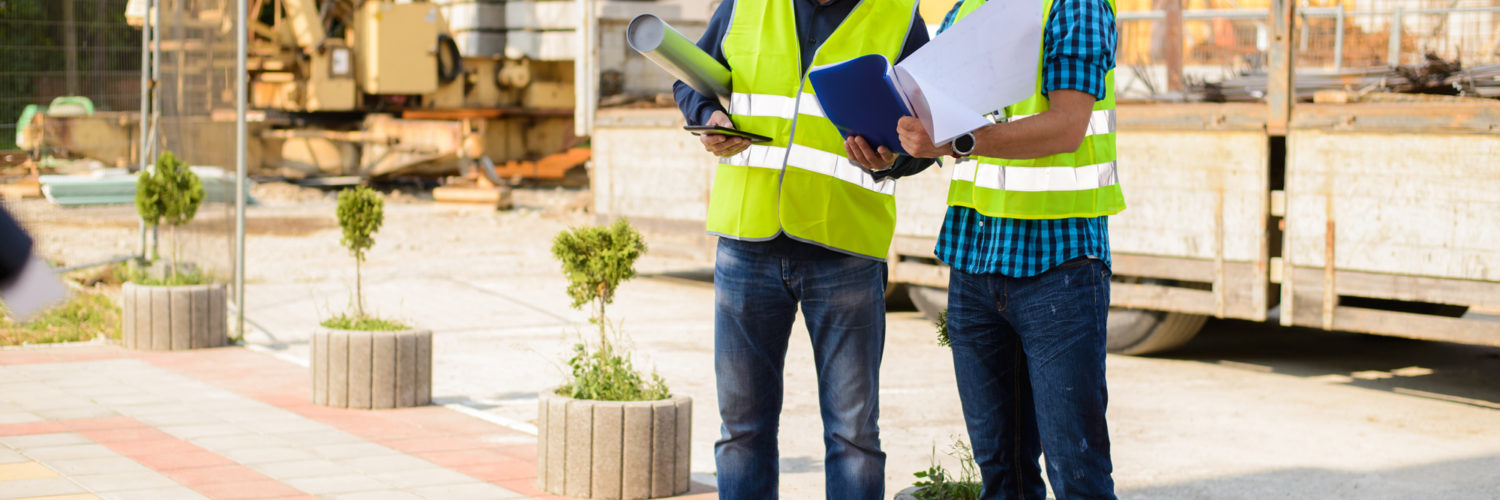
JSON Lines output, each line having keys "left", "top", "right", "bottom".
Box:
{"left": 908, "top": 285, "right": 1207, "bottom": 355}
{"left": 1106, "top": 309, "right": 1207, "bottom": 355}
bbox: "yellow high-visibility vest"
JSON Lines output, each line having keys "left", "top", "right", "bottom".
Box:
{"left": 945, "top": 0, "right": 1126, "bottom": 219}
{"left": 710, "top": 0, "right": 919, "bottom": 260}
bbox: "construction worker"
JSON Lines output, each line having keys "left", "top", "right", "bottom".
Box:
{"left": 896, "top": 0, "right": 1124, "bottom": 498}
{"left": 671, "top": 0, "right": 933, "bottom": 497}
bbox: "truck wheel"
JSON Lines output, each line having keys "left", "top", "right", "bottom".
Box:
{"left": 907, "top": 285, "right": 1207, "bottom": 355}
{"left": 908, "top": 286, "right": 947, "bottom": 324}
{"left": 1106, "top": 309, "right": 1207, "bottom": 355}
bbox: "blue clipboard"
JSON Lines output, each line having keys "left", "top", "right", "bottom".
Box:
{"left": 807, "top": 54, "right": 912, "bottom": 156}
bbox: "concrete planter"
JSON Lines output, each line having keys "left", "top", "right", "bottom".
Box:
{"left": 895, "top": 486, "right": 923, "bottom": 499}
{"left": 537, "top": 392, "right": 692, "bottom": 499}
{"left": 311, "top": 327, "right": 432, "bottom": 409}
{"left": 120, "top": 282, "right": 228, "bottom": 350}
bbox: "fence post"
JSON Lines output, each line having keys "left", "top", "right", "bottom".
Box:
{"left": 1387, "top": 6, "right": 1403, "bottom": 66}
{"left": 1334, "top": 4, "right": 1345, "bottom": 71}
{"left": 1268, "top": 0, "right": 1296, "bottom": 135}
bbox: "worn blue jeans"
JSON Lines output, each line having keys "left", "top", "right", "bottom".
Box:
{"left": 713, "top": 239, "right": 887, "bottom": 500}
{"left": 947, "top": 257, "right": 1117, "bottom": 500}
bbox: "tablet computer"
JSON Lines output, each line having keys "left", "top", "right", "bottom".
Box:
{"left": 683, "top": 125, "right": 773, "bottom": 143}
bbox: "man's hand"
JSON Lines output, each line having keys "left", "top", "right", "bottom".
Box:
{"left": 700, "top": 111, "right": 751, "bottom": 158}
{"left": 897, "top": 116, "right": 951, "bottom": 159}
{"left": 844, "top": 136, "right": 899, "bottom": 172}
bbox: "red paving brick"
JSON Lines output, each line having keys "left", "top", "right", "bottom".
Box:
{"left": 96, "top": 437, "right": 197, "bottom": 456}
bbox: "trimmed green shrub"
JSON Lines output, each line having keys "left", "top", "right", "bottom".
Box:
{"left": 335, "top": 186, "right": 384, "bottom": 319}
{"left": 134, "top": 150, "right": 204, "bottom": 282}
{"left": 551, "top": 219, "right": 668, "bottom": 401}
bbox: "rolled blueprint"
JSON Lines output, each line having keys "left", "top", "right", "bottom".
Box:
{"left": 627, "top": 14, "right": 731, "bottom": 105}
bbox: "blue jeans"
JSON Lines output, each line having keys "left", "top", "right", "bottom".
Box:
{"left": 947, "top": 257, "right": 1117, "bottom": 500}
{"left": 713, "top": 239, "right": 887, "bottom": 500}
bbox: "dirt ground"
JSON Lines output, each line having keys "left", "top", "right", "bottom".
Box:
{"left": 10, "top": 191, "right": 1500, "bottom": 499}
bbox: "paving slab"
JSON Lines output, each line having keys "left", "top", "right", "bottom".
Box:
{"left": 0, "top": 344, "right": 655, "bottom": 500}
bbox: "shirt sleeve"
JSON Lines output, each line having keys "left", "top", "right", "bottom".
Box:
{"left": 1042, "top": 0, "right": 1116, "bottom": 100}
{"left": 672, "top": 0, "right": 736, "bottom": 126}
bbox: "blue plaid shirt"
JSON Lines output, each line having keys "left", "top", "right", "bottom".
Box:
{"left": 933, "top": 0, "right": 1117, "bottom": 277}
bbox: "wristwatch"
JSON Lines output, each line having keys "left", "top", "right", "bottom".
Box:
{"left": 951, "top": 132, "right": 976, "bottom": 158}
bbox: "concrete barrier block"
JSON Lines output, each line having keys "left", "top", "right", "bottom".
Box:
{"left": 650, "top": 400, "right": 676, "bottom": 498}
{"left": 536, "top": 395, "right": 549, "bottom": 490}
{"left": 371, "top": 332, "right": 397, "bottom": 409}
{"left": 210, "top": 285, "right": 227, "bottom": 346}
{"left": 675, "top": 398, "right": 692, "bottom": 494}
{"left": 328, "top": 332, "right": 349, "bottom": 407}
{"left": 189, "top": 286, "right": 208, "bottom": 348}
{"left": 564, "top": 400, "right": 593, "bottom": 498}
{"left": 150, "top": 288, "right": 171, "bottom": 351}
{"left": 415, "top": 330, "right": 432, "bottom": 405}
{"left": 591, "top": 403, "right": 624, "bottom": 499}
{"left": 347, "top": 332, "right": 373, "bottom": 409}
{"left": 121, "top": 286, "right": 136, "bottom": 349}
{"left": 312, "top": 330, "right": 329, "bottom": 406}
{"left": 396, "top": 332, "right": 419, "bottom": 407}
{"left": 169, "top": 288, "right": 192, "bottom": 350}
{"left": 620, "top": 402, "right": 653, "bottom": 499}
{"left": 545, "top": 396, "right": 568, "bottom": 493}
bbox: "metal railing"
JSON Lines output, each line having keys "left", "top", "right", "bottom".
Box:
{"left": 1118, "top": 4, "right": 1500, "bottom": 72}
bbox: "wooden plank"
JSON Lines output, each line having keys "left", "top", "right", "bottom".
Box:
{"left": 1116, "top": 103, "right": 1267, "bottom": 131}
{"left": 1285, "top": 130, "right": 1500, "bottom": 281}
{"left": 1291, "top": 103, "right": 1500, "bottom": 135}
{"left": 1287, "top": 290, "right": 1500, "bottom": 347}
{"left": 891, "top": 261, "right": 947, "bottom": 289}
{"left": 1111, "top": 130, "right": 1268, "bottom": 261}
{"left": 1112, "top": 283, "right": 1218, "bottom": 316}
{"left": 1280, "top": 267, "right": 1500, "bottom": 310}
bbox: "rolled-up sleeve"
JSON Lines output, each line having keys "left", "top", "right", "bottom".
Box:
{"left": 1042, "top": 0, "right": 1116, "bottom": 101}
{"left": 672, "top": 0, "right": 735, "bottom": 126}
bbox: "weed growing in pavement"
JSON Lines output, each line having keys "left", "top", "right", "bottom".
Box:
{"left": 912, "top": 438, "right": 982, "bottom": 500}
{"left": 936, "top": 310, "right": 950, "bottom": 347}
{"left": 551, "top": 219, "right": 669, "bottom": 401}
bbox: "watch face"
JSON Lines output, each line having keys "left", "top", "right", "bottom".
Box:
{"left": 955, "top": 133, "right": 975, "bottom": 155}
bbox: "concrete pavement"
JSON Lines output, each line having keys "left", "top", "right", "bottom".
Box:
{"left": 0, "top": 343, "right": 716, "bottom": 500}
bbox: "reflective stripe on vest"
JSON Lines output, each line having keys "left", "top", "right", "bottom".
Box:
{"left": 951, "top": 158, "right": 1117, "bottom": 192}
{"left": 712, "top": 0, "right": 917, "bottom": 259}
{"left": 944, "top": 0, "right": 1125, "bottom": 220}
{"left": 730, "top": 92, "right": 827, "bottom": 119}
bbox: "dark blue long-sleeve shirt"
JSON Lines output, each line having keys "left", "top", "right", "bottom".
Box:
{"left": 673, "top": 0, "right": 935, "bottom": 259}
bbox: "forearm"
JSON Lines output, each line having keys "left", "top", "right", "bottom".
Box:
{"left": 969, "top": 107, "right": 1090, "bottom": 160}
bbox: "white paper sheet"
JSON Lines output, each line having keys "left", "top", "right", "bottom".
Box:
{"left": 2, "top": 257, "right": 68, "bottom": 321}
{"left": 893, "top": 0, "right": 1043, "bottom": 142}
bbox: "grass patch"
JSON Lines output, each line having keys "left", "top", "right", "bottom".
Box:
{"left": 321, "top": 314, "right": 410, "bottom": 332}
{"left": 115, "top": 260, "right": 214, "bottom": 286}
{"left": 0, "top": 293, "right": 121, "bottom": 346}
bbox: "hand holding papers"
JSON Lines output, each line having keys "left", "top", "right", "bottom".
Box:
{"left": 808, "top": 0, "right": 1043, "bottom": 149}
